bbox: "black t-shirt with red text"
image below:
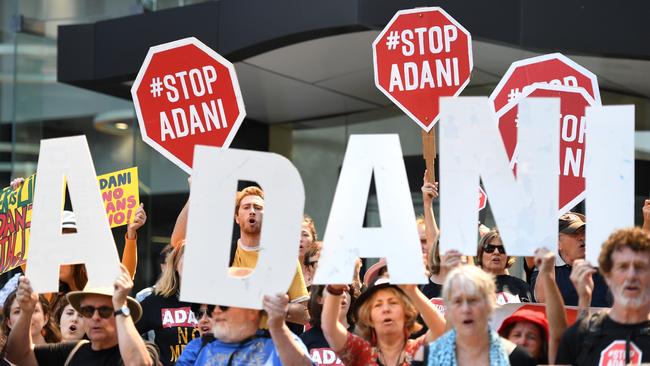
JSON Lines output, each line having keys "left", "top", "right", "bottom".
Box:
{"left": 556, "top": 313, "right": 650, "bottom": 365}
{"left": 136, "top": 293, "right": 200, "bottom": 366}
{"left": 300, "top": 325, "right": 346, "bottom": 366}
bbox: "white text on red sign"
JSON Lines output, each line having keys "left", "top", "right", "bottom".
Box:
{"left": 388, "top": 25, "right": 461, "bottom": 92}
{"left": 151, "top": 65, "right": 228, "bottom": 141}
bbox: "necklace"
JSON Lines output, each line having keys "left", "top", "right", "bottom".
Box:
{"left": 378, "top": 340, "right": 407, "bottom": 366}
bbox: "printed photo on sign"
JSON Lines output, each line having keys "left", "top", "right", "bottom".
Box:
{"left": 0, "top": 174, "right": 35, "bottom": 273}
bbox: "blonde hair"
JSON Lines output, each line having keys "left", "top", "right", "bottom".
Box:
{"left": 443, "top": 265, "right": 497, "bottom": 314}
{"left": 235, "top": 186, "right": 264, "bottom": 215}
{"left": 355, "top": 287, "right": 421, "bottom": 343}
{"left": 302, "top": 215, "right": 318, "bottom": 241}
{"left": 155, "top": 242, "right": 185, "bottom": 297}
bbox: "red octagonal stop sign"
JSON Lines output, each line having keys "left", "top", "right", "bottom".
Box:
{"left": 131, "top": 37, "right": 245, "bottom": 173}
{"left": 497, "top": 84, "right": 596, "bottom": 214}
{"left": 490, "top": 53, "right": 601, "bottom": 114}
{"left": 373, "top": 7, "right": 472, "bottom": 131}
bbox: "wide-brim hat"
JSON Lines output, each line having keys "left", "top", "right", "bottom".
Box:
{"left": 67, "top": 286, "right": 142, "bottom": 322}
{"left": 352, "top": 279, "right": 405, "bottom": 320}
{"left": 498, "top": 307, "right": 549, "bottom": 341}
{"left": 558, "top": 212, "right": 586, "bottom": 234}
{"left": 363, "top": 258, "right": 387, "bottom": 288}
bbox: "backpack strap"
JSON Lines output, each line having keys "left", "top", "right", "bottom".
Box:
{"left": 575, "top": 311, "right": 607, "bottom": 365}
{"left": 64, "top": 340, "right": 90, "bottom": 366}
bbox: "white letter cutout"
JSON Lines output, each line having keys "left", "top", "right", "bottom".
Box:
{"left": 585, "top": 106, "right": 635, "bottom": 264}
{"left": 439, "top": 97, "right": 559, "bottom": 256}
{"left": 27, "top": 136, "right": 120, "bottom": 293}
{"left": 314, "top": 134, "right": 426, "bottom": 285}
{"left": 181, "top": 146, "right": 304, "bottom": 309}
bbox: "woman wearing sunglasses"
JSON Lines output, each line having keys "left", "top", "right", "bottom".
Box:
{"left": 136, "top": 242, "right": 200, "bottom": 366}
{"left": 476, "top": 229, "right": 533, "bottom": 303}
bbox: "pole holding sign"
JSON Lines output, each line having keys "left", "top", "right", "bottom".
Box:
{"left": 131, "top": 37, "right": 246, "bottom": 173}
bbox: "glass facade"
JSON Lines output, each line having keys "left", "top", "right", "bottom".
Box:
{"left": 0, "top": 0, "right": 649, "bottom": 289}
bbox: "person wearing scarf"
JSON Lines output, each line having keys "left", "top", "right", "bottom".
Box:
{"left": 423, "top": 265, "right": 535, "bottom": 366}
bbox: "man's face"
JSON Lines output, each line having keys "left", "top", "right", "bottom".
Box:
{"left": 235, "top": 195, "right": 264, "bottom": 235}
{"left": 605, "top": 248, "right": 650, "bottom": 309}
{"left": 558, "top": 227, "right": 585, "bottom": 265}
{"left": 80, "top": 295, "right": 117, "bottom": 345}
{"left": 211, "top": 306, "right": 259, "bottom": 343}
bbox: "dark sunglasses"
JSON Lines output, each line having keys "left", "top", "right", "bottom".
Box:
{"left": 79, "top": 305, "right": 114, "bottom": 319}
{"left": 306, "top": 260, "right": 318, "bottom": 267}
{"left": 483, "top": 244, "right": 506, "bottom": 255}
{"left": 192, "top": 304, "right": 229, "bottom": 319}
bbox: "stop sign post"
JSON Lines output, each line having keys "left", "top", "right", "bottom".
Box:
{"left": 131, "top": 37, "right": 246, "bottom": 173}
{"left": 373, "top": 7, "right": 473, "bottom": 132}
{"left": 497, "top": 84, "right": 596, "bottom": 214}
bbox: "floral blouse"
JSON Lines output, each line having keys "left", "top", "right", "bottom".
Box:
{"left": 336, "top": 331, "right": 425, "bottom": 366}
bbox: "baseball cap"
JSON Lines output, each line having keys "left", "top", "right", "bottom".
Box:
{"left": 558, "top": 212, "right": 585, "bottom": 234}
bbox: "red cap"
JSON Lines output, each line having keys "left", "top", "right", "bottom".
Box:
{"left": 498, "top": 307, "right": 549, "bottom": 341}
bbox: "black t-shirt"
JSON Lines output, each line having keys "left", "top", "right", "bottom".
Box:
{"left": 495, "top": 275, "right": 533, "bottom": 302}
{"left": 420, "top": 278, "right": 443, "bottom": 299}
{"left": 300, "top": 326, "right": 347, "bottom": 366}
{"left": 556, "top": 313, "right": 650, "bottom": 365}
{"left": 530, "top": 265, "right": 612, "bottom": 307}
{"left": 300, "top": 326, "right": 330, "bottom": 350}
{"left": 136, "top": 293, "right": 200, "bottom": 366}
{"left": 509, "top": 345, "right": 537, "bottom": 366}
{"left": 34, "top": 341, "right": 160, "bottom": 366}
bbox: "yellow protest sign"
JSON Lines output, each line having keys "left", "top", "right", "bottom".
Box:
{"left": 97, "top": 167, "right": 139, "bottom": 228}
{"left": 0, "top": 174, "right": 35, "bottom": 273}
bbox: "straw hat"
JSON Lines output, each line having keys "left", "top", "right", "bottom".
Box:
{"left": 67, "top": 286, "right": 142, "bottom": 322}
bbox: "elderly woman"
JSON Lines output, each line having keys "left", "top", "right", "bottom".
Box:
{"left": 423, "top": 265, "right": 535, "bottom": 366}
{"left": 322, "top": 278, "right": 445, "bottom": 366}
{"left": 476, "top": 229, "right": 533, "bottom": 303}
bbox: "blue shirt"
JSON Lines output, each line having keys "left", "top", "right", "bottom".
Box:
{"left": 176, "top": 330, "right": 310, "bottom": 366}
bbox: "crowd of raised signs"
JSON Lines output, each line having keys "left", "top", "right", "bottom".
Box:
{"left": 0, "top": 176, "right": 648, "bottom": 366}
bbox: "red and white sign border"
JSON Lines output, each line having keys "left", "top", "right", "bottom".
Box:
{"left": 489, "top": 52, "right": 602, "bottom": 110}
{"left": 372, "top": 7, "right": 474, "bottom": 132}
{"left": 130, "top": 37, "right": 246, "bottom": 174}
{"left": 495, "top": 83, "right": 596, "bottom": 216}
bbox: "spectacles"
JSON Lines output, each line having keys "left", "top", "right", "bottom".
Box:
{"left": 79, "top": 305, "right": 114, "bottom": 319}
{"left": 306, "top": 260, "right": 318, "bottom": 267}
{"left": 483, "top": 244, "right": 506, "bottom": 255}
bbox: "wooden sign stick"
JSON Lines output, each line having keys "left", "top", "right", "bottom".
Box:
{"left": 421, "top": 128, "right": 436, "bottom": 182}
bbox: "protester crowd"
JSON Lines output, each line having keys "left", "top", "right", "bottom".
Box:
{"left": 0, "top": 174, "right": 648, "bottom": 366}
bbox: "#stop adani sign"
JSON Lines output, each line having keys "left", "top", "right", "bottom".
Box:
{"left": 490, "top": 53, "right": 601, "bottom": 214}
{"left": 373, "top": 7, "right": 472, "bottom": 131}
{"left": 131, "top": 37, "right": 245, "bottom": 173}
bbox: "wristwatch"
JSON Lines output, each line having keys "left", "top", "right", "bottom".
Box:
{"left": 114, "top": 305, "right": 131, "bottom": 318}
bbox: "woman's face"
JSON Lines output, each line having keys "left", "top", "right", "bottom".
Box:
{"left": 59, "top": 265, "right": 73, "bottom": 285}
{"left": 8, "top": 299, "right": 47, "bottom": 339}
{"left": 299, "top": 224, "right": 314, "bottom": 258}
{"left": 447, "top": 282, "right": 490, "bottom": 337}
{"left": 59, "top": 304, "right": 84, "bottom": 341}
{"left": 481, "top": 238, "right": 507, "bottom": 275}
{"left": 507, "top": 321, "right": 543, "bottom": 359}
{"left": 369, "top": 289, "right": 405, "bottom": 336}
{"left": 196, "top": 304, "right": 215, "bottom": 337}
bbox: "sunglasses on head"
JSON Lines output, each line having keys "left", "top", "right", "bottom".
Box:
{"left": 483, "top": 244, "right": 506, "bottom": 255}
{"left": 79, "top": 305, "right": 114, "bottom": 319}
